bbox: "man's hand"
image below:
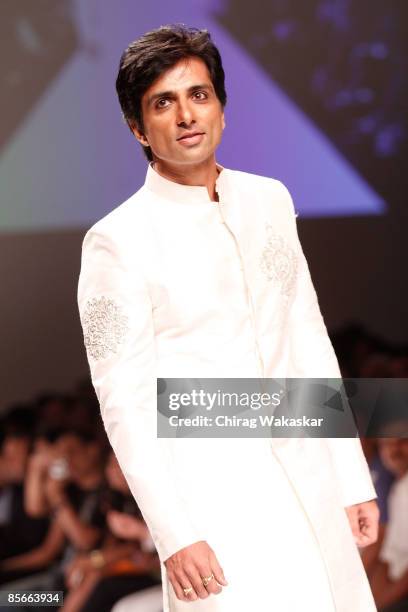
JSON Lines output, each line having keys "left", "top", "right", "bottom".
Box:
{"left": 345, "top": 499, "right": 380, "bottom": 548}
{"left": 164, "top": 540, "right": 228, "bottom": 603}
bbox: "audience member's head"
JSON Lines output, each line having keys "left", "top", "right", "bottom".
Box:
{"left": 378, "top": 437, "right": 408, "bottom": 478}
{"left": 0, "top": 404, "right": 36, "bottom": 482}
{"left": 47, "top": 428, "right": 106, "bottom": 486}
{"left": 34, "top": 393, "right": 70, "bottom": 429}
{"left": 64, "top": 396, "right": 100, "bottom": 432}
{"left": 359, "top": 353, "right": 395, "bottom": 377}
{"left": 388, "top": 351, "right": 408, "bottom": 377}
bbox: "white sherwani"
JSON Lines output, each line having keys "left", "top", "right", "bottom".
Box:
{"left": 77, "top": 162, "right": 377, "bottom": 611}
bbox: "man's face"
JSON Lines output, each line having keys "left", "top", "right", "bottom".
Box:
{"left": 378, "top": 437, "right": 408, "bottom": 477}
{"left": 133, "top": 56, "right": 225, "bottom": 167}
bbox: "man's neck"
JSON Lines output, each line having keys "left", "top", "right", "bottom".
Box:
{"left": 152, "top": 157, "right": 220, "bottom": 202}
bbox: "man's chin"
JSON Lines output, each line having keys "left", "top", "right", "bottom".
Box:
{"left": 156, "top": 151, "right": 216, "bottom": 167}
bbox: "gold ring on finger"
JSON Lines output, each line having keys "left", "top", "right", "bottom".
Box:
{"left": 183, "top": 587, "right": 194, "bottom": 596}
{"left": 202, "top": 573, "right": 214, "bottom": 587}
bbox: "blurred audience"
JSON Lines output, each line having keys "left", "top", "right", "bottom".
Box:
{"left": 331, "top": 322, "right": 408, "bottom": 379}
{"left": 0, "top": 322, "right": 406, "bottom": 611}
{"left": 361, "top": 439, "right": 395, "bottom": 594}
{"left": 367, "top": 438, "right": 408, "bottom": 611}
{"left": 0, "top": 405, "right": 56, "bottom": 583}
{"left": 68, "top": 451, "right": 161, "bottom": 612}
{"left": 0, "top": 396, "right": 161, "bottom": 612}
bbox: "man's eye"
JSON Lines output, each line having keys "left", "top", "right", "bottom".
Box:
{"left": 156, "top": 98, "right": 170, "bottom": 108}
{"left": 193, "top": 91, "right": 207, "bottom": 100}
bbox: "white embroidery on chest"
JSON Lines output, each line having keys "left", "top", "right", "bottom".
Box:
{"left": 260, "top": 224, "right": 298, "bottom": 297}
{"left": 82, "top": 296, "right": 129, "bottom": 360}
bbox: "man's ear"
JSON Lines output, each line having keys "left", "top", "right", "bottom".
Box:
{"left": 221, "top": 111, "right": 226, "bottom": 130}
{"left": 131, "top": 121, "right": 149, "bottom": 146}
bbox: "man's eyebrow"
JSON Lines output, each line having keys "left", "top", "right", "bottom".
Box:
{"left": 147, "top": 83, "right": 212, "bottom": 107}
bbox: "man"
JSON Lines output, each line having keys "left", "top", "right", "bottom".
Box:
{"left": 78, "top": 24, "right": 379, "bottom": 611}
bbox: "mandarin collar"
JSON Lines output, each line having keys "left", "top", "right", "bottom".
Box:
{"left": 144, "top": 161, "right": 227, "bottom": 204}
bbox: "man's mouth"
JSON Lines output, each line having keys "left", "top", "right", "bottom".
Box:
{"left": 177, "top": 132, "right": 205, "bottom": 141}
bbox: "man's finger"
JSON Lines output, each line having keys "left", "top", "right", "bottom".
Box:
{"left": 356, "top": 532, "right": 372, "bottom": 548}
{"left": 184, "top": 564, "right": 210, "bottom": 599}
{"left": 346, "top": 507, "right": 363, "bottom": 544}
{"left": 169, "top": 572, "right": 198, "bottom": 602}
{"left": 360, "top": 519, "right": 377, "bottom": 544}
{"left": 200, "top": 570, "right": 222, "bottom": 596}
{"left": 359, "top": 505, "right": 379, "bottom": 542}
{"left": 209, "top": 549, "right": 228, "bottom": 586}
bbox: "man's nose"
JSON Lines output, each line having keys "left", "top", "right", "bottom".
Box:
{"left": 176, "top": 99, "right": 195, "bottom": 126}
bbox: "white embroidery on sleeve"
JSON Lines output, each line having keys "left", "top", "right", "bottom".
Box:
{"left": 82, "top": 296, "right": 129, "bottom": 361}
{"left": 260, "top": 224, "right": 298, "bottom": 297}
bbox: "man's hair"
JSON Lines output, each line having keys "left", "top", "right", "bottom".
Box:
{"left": 115, "top": 24, "right": 227, "bottom": 162}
